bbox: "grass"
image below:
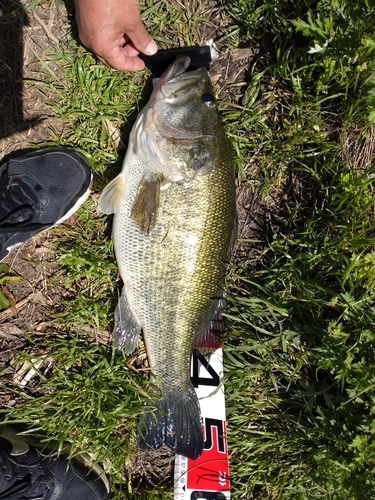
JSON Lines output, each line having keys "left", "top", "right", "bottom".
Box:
{"left": 222, "top": 0, "right": 375, "bottom": 497}
{"left": 2, "top": 0, "right": 375, "bottom": 498}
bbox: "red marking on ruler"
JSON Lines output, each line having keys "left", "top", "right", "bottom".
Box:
{"left": 187, "top": 421, "right": 230, "bottom": 491}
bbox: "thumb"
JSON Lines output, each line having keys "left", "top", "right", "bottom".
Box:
{"left": 126, "top": 18, "right": 158, "bottom": 56}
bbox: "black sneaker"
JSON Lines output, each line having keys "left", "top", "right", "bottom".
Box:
{"left": 0, "top": 148, "right": 93, "bottom": 261}
{"left": 0, "top": 426, "right": 110, "bottom": 500}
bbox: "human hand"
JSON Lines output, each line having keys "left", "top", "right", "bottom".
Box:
{"left": 74, "top": 0, "right": 158, "bottom": 71}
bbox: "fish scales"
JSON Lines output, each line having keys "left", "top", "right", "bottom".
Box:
{"left": 98, "top": 55, "right": 236, "bottom": 459}
{"left": 117, "top": 146, "right": 234, "bottom": 387}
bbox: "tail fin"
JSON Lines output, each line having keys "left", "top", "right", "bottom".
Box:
{"left": 138, "top": 387, "right": 203, "bottom": 460}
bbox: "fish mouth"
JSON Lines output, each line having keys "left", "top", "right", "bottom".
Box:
{"left": 164, "top": 55, "right": 207, "bottom": 83}
{"left": 149, "top": 55, "right": 212, "bottom": 141}
{"left": 155, "top": 55, "right": 206, "bottom": 91}
{"left": 163, "top": 55, "right": 191, "bottom": 83}
{"left": 157, "top": 55, "right": 207, "bottom": 101}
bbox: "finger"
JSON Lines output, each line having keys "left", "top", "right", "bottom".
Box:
{"left": 125, "top": 19, "right": 158, "bottom": 56}
{"left": 122, "top": 42, "right": 141, "bottom": 59}
{"left": 98, "top": 47, "right": 146, "bottom": 71}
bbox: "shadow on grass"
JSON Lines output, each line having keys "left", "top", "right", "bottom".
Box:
{"left": 0, "top": 0, "right": 43, "bottom": 139}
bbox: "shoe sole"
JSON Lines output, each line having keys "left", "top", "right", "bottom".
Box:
{"left": 1, "top": 174, "right": 93, "bottom": 261}
{"left": 0, "top": 425, "right": 110, "bottom": 493}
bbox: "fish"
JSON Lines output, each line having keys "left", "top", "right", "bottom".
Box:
{"left": 98, "top": 55, "right": 236, "bottom": 459}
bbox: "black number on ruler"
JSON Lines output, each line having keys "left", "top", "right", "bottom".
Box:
{"left": 204, "top": 418, "right": 225, "bottom": 453}
{"left": 190, "top": 492, "right": 227, "bottom": 499}
{"left": 191, "top": 349, "right": 220, "bottom": 388}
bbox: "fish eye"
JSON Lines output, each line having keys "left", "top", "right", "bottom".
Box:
{"left": 202, "top": 93, "right": 216, "bottom": 107}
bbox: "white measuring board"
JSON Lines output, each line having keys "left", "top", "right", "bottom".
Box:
{"left": 174, "top": 347, "right": 230, "bottom": 499}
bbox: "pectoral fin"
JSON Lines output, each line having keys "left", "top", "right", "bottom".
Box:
{"left": 131, "top": 171, "right": 160, "bottom": 233}
{"left": 113, "top": 288, "right": 141, "bottom": 354}
{"left": 98, "top": 174, "right": 125, "bottom": 215}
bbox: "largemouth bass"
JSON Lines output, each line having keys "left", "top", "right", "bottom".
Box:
{"left": 98, "top": 56, "right": 236, "bottom": 459}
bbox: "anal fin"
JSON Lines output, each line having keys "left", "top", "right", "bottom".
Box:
{"left": 113, "top": 288, "right": 141, "bottom": 354}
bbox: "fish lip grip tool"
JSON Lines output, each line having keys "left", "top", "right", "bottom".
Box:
{"left": 141, "top": 46, "right": 212, "bottom": 78}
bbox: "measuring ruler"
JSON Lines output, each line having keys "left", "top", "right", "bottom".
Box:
{"left": 174, "top": 346, "right": 230, "bottom": 499}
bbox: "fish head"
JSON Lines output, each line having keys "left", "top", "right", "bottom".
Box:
{"left": 152, "top": 55, "right": 220, "bottom": 141}
{"left": 133, "top": 56, "right": 223, "bottom": 181}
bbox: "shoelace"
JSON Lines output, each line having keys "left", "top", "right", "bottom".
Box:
{"left": 0, "top": 472, "right": 55, "bottom": 500}
{"left": 0, "top": 443, "right": 60, "bottom": 500}
{"left": 0, "top": 168, "right": 48, "bottom": 233}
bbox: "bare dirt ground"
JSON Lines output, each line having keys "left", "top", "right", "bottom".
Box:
{"left": 0, "top": 0, "right": 266, "bottom": 417}
{"left": 0, "top": 0, "right": 73, "bottom": 408}
{"left": 0, "top": 0, "right": 69, "bottom": 156}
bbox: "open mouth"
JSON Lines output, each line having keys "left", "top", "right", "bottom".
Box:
{"left": 164, "top": 55, "right": 191, "bottom": 81}
{"left": 157, "top": 56, "right": 207, "bottom": 102}
{"left": 156, "top": 55, "right": 207, "bottom": 90}
{"left": 152, "top": 55, "right": 190, "bottom": 95}
{"left": 165, "top": 56, "right": 207, "bottom": 84}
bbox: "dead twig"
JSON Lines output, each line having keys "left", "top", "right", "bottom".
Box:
{"left": 0, "top": 293, "right": 36, "bottom": 322}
